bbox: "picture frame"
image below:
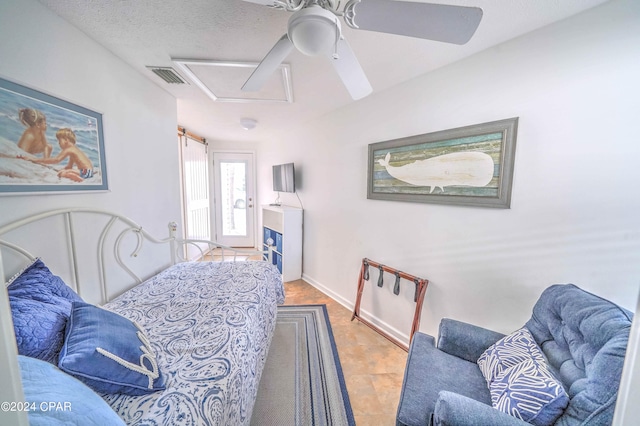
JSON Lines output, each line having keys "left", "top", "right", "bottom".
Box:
{"left": 367, "top": 118, "right": 518, "bottom": 208}
{"left": 0, "top": 77, "right": 108, "bottom": 194}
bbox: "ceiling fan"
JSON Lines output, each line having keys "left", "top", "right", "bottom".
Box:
{"left": 241, "top": 0, "right": 483, "bottom": 100}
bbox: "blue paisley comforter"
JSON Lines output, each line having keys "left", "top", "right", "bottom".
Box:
{"left": 101, "top": 260, "right": 284, "bottom": 425}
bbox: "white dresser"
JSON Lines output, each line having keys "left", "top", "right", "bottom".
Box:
{"left": 262, "top": 205, "right": 303, "bottom": 282}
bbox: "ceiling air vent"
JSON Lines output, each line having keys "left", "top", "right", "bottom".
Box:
{"left": 147, "top": 66, "right": 188, "bottom": 84}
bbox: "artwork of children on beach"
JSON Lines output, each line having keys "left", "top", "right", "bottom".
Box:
{"left": 0, "top": 83, "right": 104, "bottom": 189}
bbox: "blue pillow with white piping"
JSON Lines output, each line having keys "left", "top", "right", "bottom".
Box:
{"left": 58, "top": 301, "right": 165, "bottom": 395}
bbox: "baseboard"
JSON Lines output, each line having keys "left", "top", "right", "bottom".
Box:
{"left": 301, "top": 273, "right": 353, "bottom": 310}
{"left": 301, "top": 273, "right": 411, "bottom": 347}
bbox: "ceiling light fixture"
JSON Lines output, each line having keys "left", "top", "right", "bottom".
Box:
{"left": 288, "top": 6, "right": 341, "bottom": 56}
{"left": 240, "top": 118, "right": 258, "bottom": 130}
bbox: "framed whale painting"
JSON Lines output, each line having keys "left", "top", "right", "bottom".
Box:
{"left": 367, "top": 118, "right": 518, "bottom": 208}
{"left": 0, "top": 77, "right": 108, "bottom": 195}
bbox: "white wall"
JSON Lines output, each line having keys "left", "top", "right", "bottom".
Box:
{"left": 0, "top": 0, "right": 181, "bottom": 299}
{"left": 0, "top": 1, "right": 181, "bottom": 420}
{"left": 258, "top": 0, "right": 640, "bottom": 342}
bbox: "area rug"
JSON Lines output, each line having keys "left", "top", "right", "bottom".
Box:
{"left": 250, "top": 304, "right": 355, "bottom": 426}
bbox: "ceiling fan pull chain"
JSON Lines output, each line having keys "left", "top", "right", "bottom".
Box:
{"left": 332, "top": 18, "right": 341, "bottom": 60}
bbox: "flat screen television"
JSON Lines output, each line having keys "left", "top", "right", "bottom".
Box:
{"left": 273, "top": 163, "right": 295, "bottom": 193}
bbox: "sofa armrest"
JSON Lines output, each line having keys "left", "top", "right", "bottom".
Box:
{"left": 436, "top": 318, "right": 505, "bottom": 363}
{"left": 433, "top": 391, "right": 530, "bottom": 426}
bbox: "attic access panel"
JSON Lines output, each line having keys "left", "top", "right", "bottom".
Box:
{"left": 173, "top": 59, "right": 293, "bottom": 103}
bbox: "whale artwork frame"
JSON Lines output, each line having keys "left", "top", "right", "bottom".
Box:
{"left": 367, "top": 118, "right": 518, "bottom": 208}
{"left": 0, "top": 77, "right": 108, "bottom": 195}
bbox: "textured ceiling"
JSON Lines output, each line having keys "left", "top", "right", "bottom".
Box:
{"left": 38, "top": 0, "right": 610, "bottom": 142}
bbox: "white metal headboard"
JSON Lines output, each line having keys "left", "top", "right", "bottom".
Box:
{"left": 0, "top": 207, "right": 269, "bottom": 304}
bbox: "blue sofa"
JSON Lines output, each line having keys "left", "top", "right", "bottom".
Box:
{"left": 396, "top": 284, "right": 633, "bottom": 426}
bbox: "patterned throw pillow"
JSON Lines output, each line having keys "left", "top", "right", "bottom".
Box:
{"left": 477, "top": 328, "right": 569, "bottom": 426}
{"left": 477, "top": 327, "right": 547, "bottom": 382}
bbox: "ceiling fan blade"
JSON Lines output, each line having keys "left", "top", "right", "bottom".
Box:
{"left": 242, "top": 34, "right": 294, "bottom": 92}
{"left": 329, "top": 38, "right": 373, "bottom": 100}
{"left": 346, "top": 0, "right": 482, "bottom": 45}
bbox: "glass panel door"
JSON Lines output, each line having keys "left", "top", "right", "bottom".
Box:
{"left": 212, "top": 152, "right": 255, "bottom": 247}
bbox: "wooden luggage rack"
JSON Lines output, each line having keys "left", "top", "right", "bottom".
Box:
{"left": 351, "top": 258, "right": 429, "bottom": 351}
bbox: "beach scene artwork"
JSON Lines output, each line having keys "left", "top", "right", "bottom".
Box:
{"left": 0, "top": 78, "right": 107, "bottom": 194}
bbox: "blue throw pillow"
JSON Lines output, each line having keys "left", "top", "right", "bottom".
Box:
{"left": 18, "top": 355, "right": 126, "bottom": 426}
{"left": 58, "top": 301, "right": 165, "bottom": 395}
{"left": 491, "top": 357, "right": 569, "bottom": 426}
{"left": 7, "top": 258, "right": 83, "bottom": 363}
{"left": 477, "top": 328, "right": 569, "bottom": 426}
{"left": 477, "top": 327, "right": 547, "bottom": 383}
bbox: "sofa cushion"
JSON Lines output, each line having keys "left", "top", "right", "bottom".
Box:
{"left": 437, "top": 318, "right": 506, "bottom": 363}
{"left": 478, "top": 327, "right": 569, "bottom": 426}
{"left": 525, "top": 284, "right": 633, "bottom": 425}
{"left": 7, "top": 258, "right": 83, "bottom": 363}
{"left": 396, "top": 332, "right": 491, "bottom": 426}
{"left": 58, "top": 302, "right": 165, "bottom": 395}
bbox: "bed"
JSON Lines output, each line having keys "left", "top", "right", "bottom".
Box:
{"left": 0, "top": 208, "right": 285, "bottom": 425}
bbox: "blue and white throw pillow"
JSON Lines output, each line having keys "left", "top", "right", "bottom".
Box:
{"left": 59, "top": 302, "right": 165, "bottom": 395}
{"left": 477, "top": 327, "right": 569, "bottom": 426}
{"left": 7, "top": 258, "right": 84, "bottom": 363}
{"left": 477, "top": 327, "right": 547, "bottom": 383}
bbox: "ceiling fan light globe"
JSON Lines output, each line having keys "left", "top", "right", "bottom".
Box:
{"left": 290, "top": 21, "right": 335, "bottom": 55}
{"left": 288, "top": 6, "right": 341, "bottom": 57}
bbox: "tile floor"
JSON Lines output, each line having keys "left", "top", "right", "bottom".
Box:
{"left": 283, "top": 279, "right": 408, "bottom": 426}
